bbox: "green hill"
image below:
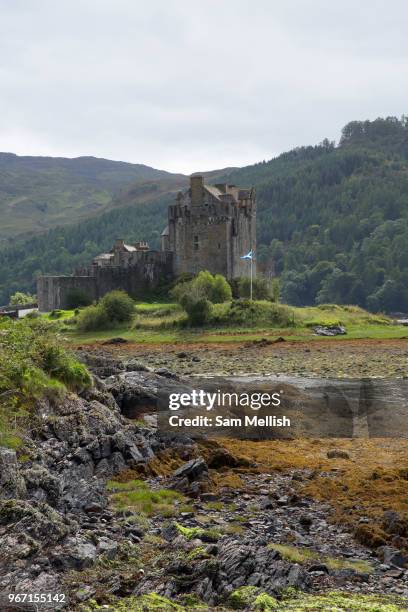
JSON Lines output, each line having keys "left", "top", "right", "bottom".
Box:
{"left": 0, "top": 152, "right": 185, "bottom": 241}
{"left": 2, "top": 116, "right": 408, "bottom": 311}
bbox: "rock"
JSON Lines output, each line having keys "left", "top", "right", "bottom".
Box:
{"left": 299, "top": 514, "right": 313, "bottom": 529}
{"left": 201, "top": 493, "right": 219, "bottom": 502}
{"left": 0, "top": 449, "right": 26, "bottom": 498}
{"left": 53, "top": 536, "right": 97, "bottom": 569}
{"left": 385, "top": 569, "right": 405, "bottom": 579}
{"left": 75, "top": 585, "right": 96, "bottom": 602}
{"left": 84, "top": 502, "right": 103, "bottom": 514}
{"left": 260, "top": 498, "right": 275, "bottom": 510}
{"left": 96, "top": 537, "right": 119, "bottom": 559}
{"left": 379, "top": 546, "right": 408, "bottom": 568}
{"left": 314, "top": 325, "right": 346, "bottom": 336}
{"left": 0, "top": 500, "right": 71, "bottom": 547}
{"left": 154, "top": 367, "right": 178, "bottom": 379}
{"left": 125, "top": 359, "right": 150, "bottom": 372}
{"left": 77, "top": 351, "right": 125, "bottom": 377}
{"left": 308, "top": 563, "right": 329, "bottom": 573}
{"left": 383, "top": 510, "right": 406, "bottom": 536}
{"left": 173, "top": 457, "right": 208, "bottom": 481}
{"left": 177, "top": 352, "right": 188, "bottom": 359}
{"left": 206, "top": 448, "right": 241, "bottom": 469}
{"left": 326, "top": 449, "right": 350, "bottom": 459}
{"left": 23, "top": 466, "right": 62, "bottom": 505}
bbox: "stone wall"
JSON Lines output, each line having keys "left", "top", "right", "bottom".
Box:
{"left": 167, "top": 191, "right": 256, "bottom": 279}
{"left": 37, "top": 251, "right": 174, "bottom": 311}
{"left": 37, "top": 276, "right": 97, "bottom": 312}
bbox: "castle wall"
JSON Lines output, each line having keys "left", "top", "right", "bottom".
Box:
{"left": 37, "top": 276, "right": 97, "bottom": 312}
{"left": 170, "top": 209, "right": 231, "bottom": 277}
{"left": 37, "top": 251, "right": 174, "bottom": 311}
{"left": 92, "top": 251, "right": 174, "bottom": 298}
{"left": 231, "top": 205, "right": 257, "bottom": 278}
{"left": 168, "top": 191, "right": 256, "bottom": 280}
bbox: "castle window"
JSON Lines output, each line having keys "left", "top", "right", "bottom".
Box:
{"left": 218, "top": 243, "right": 221, "bottom": 249}
{"left": 193, "top": 235, "right": 199, "bottom": 250}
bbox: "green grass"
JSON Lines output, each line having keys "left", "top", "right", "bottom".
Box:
{"left": 107, "top": 479, "right": 186, "bottom": 517}
{"left": 175, "top": 522, "right": 222, "bottom": 542}
{"left": 268, "top": 543, "right": 373, "bottom": 574}
{"left": 66, "top": 323, "right": 408, "bottom": 345}
{"left": 43, "top": 309, "right": 77, "bottom": 321}
{"left": 79, "top": 590, "right": 408, "bottom": 611}
{"left": 279, "top": 591, "right": 408, "bottom": 611}
{"left": 51, "top": 300, "right": 408, "bottom": 345}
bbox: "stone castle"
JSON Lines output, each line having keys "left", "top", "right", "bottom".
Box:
{"left": 37, "top": 175, "right": 256, "bottom": 311}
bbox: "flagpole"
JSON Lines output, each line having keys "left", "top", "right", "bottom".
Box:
{"left": 250, "top": 255, "right": 253, "bottom": 301}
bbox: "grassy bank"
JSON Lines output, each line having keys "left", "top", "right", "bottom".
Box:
{"left": 51, "top": 301, "right": 408, "bottom": 345}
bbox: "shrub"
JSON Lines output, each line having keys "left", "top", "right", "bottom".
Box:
{"left": 0, "top": 318, "right": 91, "bottom": 448}
{"left": 171, "top": 270, "right": 232, "bottom": 305}
{"left": 10, "top": 291, "right": 36, "bottom": 306}
{"left": 234, "top": 276, "right": 273, "bottom": 300}
{"left": 76, "top": 304, "right": 109, "bottom": 331}
{"left": 100, "top": 290, "right": 135, "bottom": 323}
{"left": 211, "top": 274, "right": 232, "bottom": 303}
{"left": 219, "top": 299, "right": 294, "bottom": 327}
{"left": 183, "top": 296, "right": 212, "bottom": 326}
{"left": 49, "top": 309, "right": 63, "bottom": 319}
{"left": 41, "top": 345, "right": 92, "bottom": 392}
{"left": 187, "top": 298, "right": 212, "bottom": 326}
{"left": 65, "top": 288, "right": 92, "bottom": 309}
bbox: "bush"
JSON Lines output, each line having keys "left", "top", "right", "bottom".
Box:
{"left": 172, "top": 270, "right": 233, "bottom": 304}
{"left": 234, "top": 277, "right": 273, "bottom": 300}
{"left": 211, "top": 274, "right": 232, "bottom": 303}
{"left": 41, "top": 345, "right": 92, "bottom": 392}
{"left": 183, "top": 296, "right": 212, "bottom": 326}
{"left": 76, "top": 291, "right": 135, "bottom": 331}
{"left": 0, "top": 318, "right": 92, "bottom": 448}
{"left": 76, "top": 304, "right": 109, "bottom": 331}
{"left": 65, "top": 288, "right": 92, "bottom": 309}
{"left": 100, "top": 290, "right": 135, "bottom": 323}
{"left": 214, "top": 299, "right": 295, "bottom": 327}
{"left": 49, "top": 309, "right": 63, "bottom": 319}
{"left": 10, "top": 291, "right": 36, "bottom": 306}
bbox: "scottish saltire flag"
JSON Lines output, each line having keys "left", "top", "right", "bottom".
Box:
{"left": 240, "top": 250, "right": 253, "bottom": 260}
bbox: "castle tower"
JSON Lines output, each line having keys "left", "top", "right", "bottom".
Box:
{"left": 162, "top": 175, "right": 256, "bottom": 279}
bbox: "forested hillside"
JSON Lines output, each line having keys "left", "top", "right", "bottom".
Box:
{"left": 2, "top": 116, "right": 408, "bottom": 311}
{"left": 0, "top": 153, "right": 184, "bottom": 241}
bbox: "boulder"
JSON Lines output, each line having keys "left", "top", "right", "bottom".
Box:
{"left": 0, "top": 448, "right": 26, "bottom": 499}
{"left": 314, "top": 325, "right": 346, "bottom": 336}
{"left": 379, "top": 546, "right": 408, "bottom": 568}
{"left": 173, "top": 457, "right": 208, "bottom": 481}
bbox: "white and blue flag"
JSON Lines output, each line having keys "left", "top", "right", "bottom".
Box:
{"left": 240, "top": 250, "right": 253, "bottom": 260}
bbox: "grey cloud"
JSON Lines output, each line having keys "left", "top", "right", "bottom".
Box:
{"left": 0, "top": 0, "right": 407, "bottom": 173}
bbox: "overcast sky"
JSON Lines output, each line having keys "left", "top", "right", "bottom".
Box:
{"left": 0, "top": 0, "right": 407, "bottom": 174}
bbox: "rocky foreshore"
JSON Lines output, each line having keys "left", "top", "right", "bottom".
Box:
{"left": 1, "top": 351, "right": 408, "bottom": 611}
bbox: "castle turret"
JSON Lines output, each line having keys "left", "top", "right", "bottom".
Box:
{"left": 162, "top": 175, "right": 256, "bottom": 280}
{"left": 190, "top": 175, "right": 204, "bottom": 206}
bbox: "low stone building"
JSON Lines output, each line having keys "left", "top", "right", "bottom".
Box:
{"left": 37, "top": 176, "right": 256, "bottom": 311}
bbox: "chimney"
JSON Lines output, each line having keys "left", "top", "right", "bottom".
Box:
{"left": 190, "top": 175, "right": 204, "bottom": 206}
{"left": 114, "top": 239, "right": 125, "bottom": 250}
